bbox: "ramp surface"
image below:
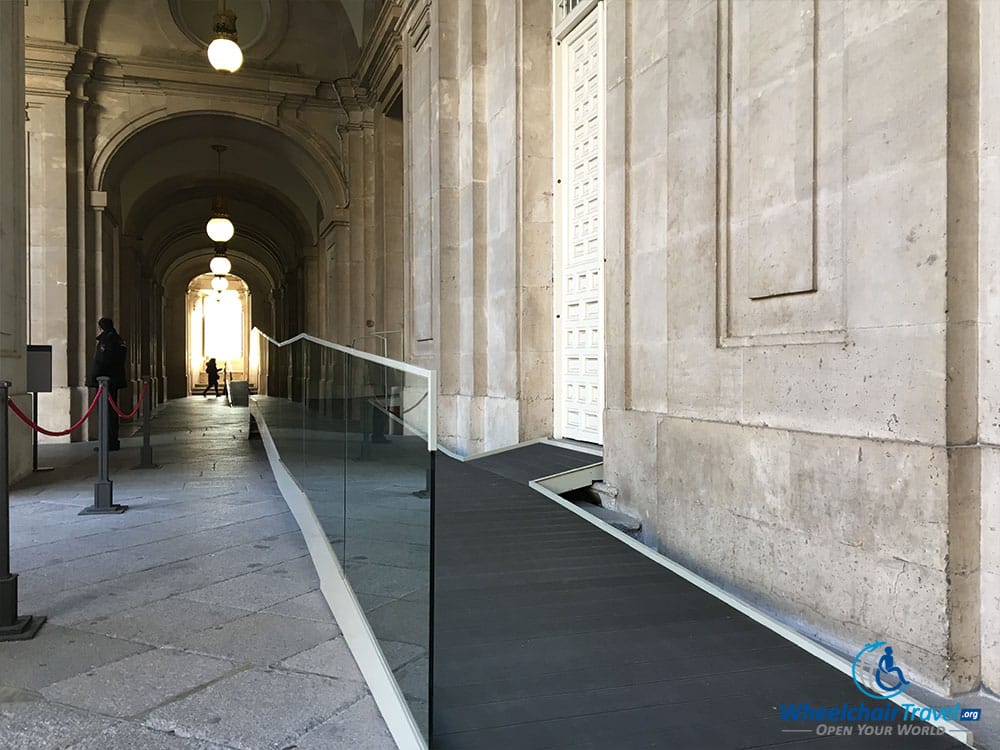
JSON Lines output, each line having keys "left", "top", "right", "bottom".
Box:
{"left": 432, "top": 445, "right": 964, "bottom": 750}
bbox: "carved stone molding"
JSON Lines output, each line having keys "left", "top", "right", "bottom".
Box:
{"left": 356, "top": 0, "right": 403, "bottom": 107}
{"left": 716, "top": 0, "right": 846, "bottom": 347}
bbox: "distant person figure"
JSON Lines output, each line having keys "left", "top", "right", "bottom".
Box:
{"left": 86, "top": 317, "right": 127, "bottom": 451}
{"left": 202, "top": 358, "right": 221, "bottom": 397}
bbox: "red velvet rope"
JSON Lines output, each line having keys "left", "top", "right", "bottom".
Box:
{"left": 108, "top": 382, "right": 148, "bottom": 420}
{"left": 7, "top": 387, "right": 103, "bottom": 437}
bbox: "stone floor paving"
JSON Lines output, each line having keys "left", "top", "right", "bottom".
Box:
{"left": 0, "top": 396, "right": 397, "bottom": 750}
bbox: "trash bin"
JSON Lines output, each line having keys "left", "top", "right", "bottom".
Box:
{"left": 228, "top": 380, "right": 250, "bottom": 406}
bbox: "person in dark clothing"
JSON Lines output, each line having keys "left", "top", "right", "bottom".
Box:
{"left": 86, "top": 317, "right": 127, "bottom": 451}
{"left": 202, "top": 358, "right": 221, "bottom": 397}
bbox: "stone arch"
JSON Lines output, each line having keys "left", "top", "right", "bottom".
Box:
{"left": 92, "top": 109, "right": 349, "bottom": 218}
{"left": 125, "top": 175, "right": 313, "bottom": 262}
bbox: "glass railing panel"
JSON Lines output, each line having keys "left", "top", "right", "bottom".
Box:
{"left": 344, "top": 358, "right": 432, "bottom": 738}
{"left": 253, "top": 337, "right": 305, "bottom": 479}
{"left": 250, "top": 329, "right": 433, "bottom": 743}
{"left": 299, "top": 341, "right": 347, "bottom": 564}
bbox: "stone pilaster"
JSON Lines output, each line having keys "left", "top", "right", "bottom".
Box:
{"left": 347, "top": 121, "right": 367, "bottom": 346}
{"left": 944, "top": 0, "right": 981, "bottom": 694}
{"left": 25, "top": 40, "right": 75, "bottom": 444}
{"left": 66, "top": 53, "right": 94, "bottom": 440}
{"left": 0, "top": 0, "right": 30, "bottom": 478}
{"left": 363, "top": 115, "right": 378, "bottom": 337}
{"left": 330, "top": 219, "right": 351, "bottom": 345}
{"left": 515, "top": 0, "right": 554, "bottom": 442}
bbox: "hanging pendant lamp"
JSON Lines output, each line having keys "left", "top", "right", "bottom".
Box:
{"left": 209, "top": 243, "right": 232, "bottom": 276}
{"left": 206, "top": 145, "right": 235, "bottom": 243}
{"left": 208, "top": 0, "right": 243, "bottom": 73}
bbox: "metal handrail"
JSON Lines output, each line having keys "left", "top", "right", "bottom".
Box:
{"left": 250, "top": 328, "right": 437, "bottom": 449}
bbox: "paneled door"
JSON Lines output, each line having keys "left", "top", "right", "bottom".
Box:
{"left": 556, "top": 4, "right": 604, "bottom": 444}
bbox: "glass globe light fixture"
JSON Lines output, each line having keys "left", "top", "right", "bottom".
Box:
{"left": 205, "top": 145, "right": 235, "bottom": 243}
{"left": 206, "top": 216, "right": 234, "bottom": 243}
{"left": 211, "top": 275, "right": 229, "bottom": 292}
{"left": 209, "top": 254, "right": 232, "bottom": 276}
{"left": 208, "top": 4, "right": 243, "bottom": 73}
{"left": 208, "top": 38, "right": 243, "bottom": 73}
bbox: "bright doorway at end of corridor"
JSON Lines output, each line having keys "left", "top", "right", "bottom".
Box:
{"left": 187, "top": 273, "right": 252, "bottom": 392}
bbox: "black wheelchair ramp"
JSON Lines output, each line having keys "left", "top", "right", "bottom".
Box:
{"left": 432, "top": 444, "right": 966, "bottom": 750}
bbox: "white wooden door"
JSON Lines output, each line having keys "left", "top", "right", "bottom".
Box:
{"left": 556, "top": 7, "right": 604, "bottom": 444}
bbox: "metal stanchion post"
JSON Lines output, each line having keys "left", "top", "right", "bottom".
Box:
{"left": 0, "top": 381, "right": 46, "bottom": 640}
{"left": 134, "top": 377, "right": 158, "bottom": 469}
{"left": 31, "top": 392, "right": 53, "bottom": 472}
{"left": 80, "top": 377, "right": 127, "bottom": 515}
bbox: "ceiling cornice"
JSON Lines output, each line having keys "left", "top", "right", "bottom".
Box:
{"left": 355, "top": 0, "right": 403, "bottom": 107}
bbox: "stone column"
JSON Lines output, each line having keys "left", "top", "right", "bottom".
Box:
{"left": 0, "top": 0, "right": 30, "bottom": 478}
{"left": 436, "top": 0, "right": 462, "bottom": 435}
{"left": 267, "top": 289, "right": 278, "bottom": 396}
{"left": 25, "top": 43, "right": 74, "bottom": 445}
{"left": 482, "top": 0, "right": 520, "bottom": 449}
{"left": 271, "top": 279, "right": 288, "bottom": 341}
{"left": 331, "top": 220, "right": 351, "bottom": 345}
{"left": 516, "top": 0, "right": 554, "bottom": 441}
{"left": 328, "top": 219, "right": 350, "bottom": 410}
{"left": 138, "top": 273, "right": 154, "bottom": 396}
{"left": 375, "top": 108, "right": 405, "bottom": 356}
{"left": 158, "top": 284, "right": 168, "bottom": 402}
{"left": 938, "top": 0, "right": 983, "bottom": 694}
{"left": 319, "top": 222, "right": 337, "bottom": 342}
{"left": 348, "top": 122, "right": 366, "bottom": 346}
{"left": 88, "top": 191, "right": 105, "bottom": 327}
{"left": 363, "top": 114, "right": 377, "bottom": 337}
{"left": 302, "top": 247, "right": 321, "bottom": 335}
{"left": 66, "top": 54, "right": 93, "bottom": 439}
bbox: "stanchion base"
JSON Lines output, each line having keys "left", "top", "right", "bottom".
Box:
{"left": 0, "top": 615, "right": 46, "bottom": 641}
{"left": 78, "top": 504, "right": 128, "bottom": 515}
{"left": 33, "top": 466, "right": 55, "bottom": 473}
{"left": 132, "top": 446, "right": 159, "bottom": 470}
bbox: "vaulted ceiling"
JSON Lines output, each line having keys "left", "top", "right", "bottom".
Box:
{"left": 38, "top": 0, "right": 377, "bottom": 295}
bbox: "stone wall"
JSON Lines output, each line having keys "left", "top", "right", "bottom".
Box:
{"left": 600, "top": 0, "right": 987, "bottom": 693}
{"left": 382, "top": 0, "right": 984, "bottom": 691}
{"left": 395, "top": 0, "right": 553, "bottom": 454}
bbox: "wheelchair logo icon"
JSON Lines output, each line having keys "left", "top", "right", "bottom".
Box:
{"left": 852, "top": 641, "right": 910, "bottom": 700}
